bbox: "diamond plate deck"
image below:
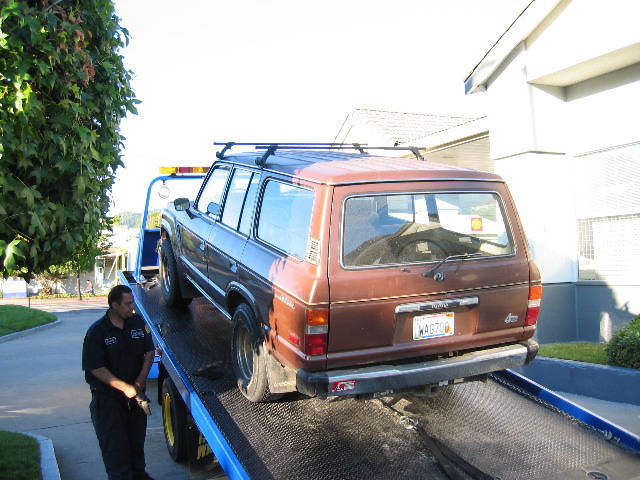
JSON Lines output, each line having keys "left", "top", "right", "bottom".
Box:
{"left": 133, "top": 284, "right": 640, "bottom": 480}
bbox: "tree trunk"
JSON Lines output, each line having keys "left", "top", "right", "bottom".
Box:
{"left": 76, "top": 270, "right": 82, "bottom": 300}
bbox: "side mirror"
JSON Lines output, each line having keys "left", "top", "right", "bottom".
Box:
{"left": 207, "top": 202, "right": 220, "bottom": 218}
{"left": 174, "top": 197, "right": 190, "bottom": 211}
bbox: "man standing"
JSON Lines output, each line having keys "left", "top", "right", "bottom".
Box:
{"left": 82, "top": 285, "right": 155, "bottom": 480}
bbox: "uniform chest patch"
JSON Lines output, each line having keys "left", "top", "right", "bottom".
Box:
{"left": 105, "top": 337, "right": 116, "bottom": 345}
{"left": 131, "top": 329, "right": 145, "bottom": 339}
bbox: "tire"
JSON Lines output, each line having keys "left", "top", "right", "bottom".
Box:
{"left": 161, "top": 377, "right": 188, "bottom": 462}
{"left": 159, "top": 239, "right": 191, "bottom": 308}
{"left": 231, "top": 303, "right": 283, "bottom": 403}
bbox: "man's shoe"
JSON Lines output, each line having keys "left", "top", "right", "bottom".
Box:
{"left": 133, "top": 473, "right": 155, "bottom": 480}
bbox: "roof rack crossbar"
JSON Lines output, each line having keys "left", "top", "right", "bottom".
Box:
{"left": 213, "top": 142, "right": 426, "bottom": 161}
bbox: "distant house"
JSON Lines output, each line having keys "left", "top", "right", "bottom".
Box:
{"left": 95, "top": 225, "right": 138, "bottom": 289}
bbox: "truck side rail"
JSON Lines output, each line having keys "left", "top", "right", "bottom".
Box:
{"left": 493, "top": 369, "right": 640, "bottom": 453}
{"left": 119, "top": 270, "right": 250, "bottom": 480}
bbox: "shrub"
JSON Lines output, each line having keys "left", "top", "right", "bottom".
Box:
{"left": 606, "top": 314, "right": 640, "bottom": 369}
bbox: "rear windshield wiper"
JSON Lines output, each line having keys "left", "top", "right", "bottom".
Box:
{"left": 423, "top": 253, "right": 486, "bottom": 279}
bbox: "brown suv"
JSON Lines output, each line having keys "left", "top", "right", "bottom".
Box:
{"left": 160, "top": 143, "right": 541, "bottom": 402}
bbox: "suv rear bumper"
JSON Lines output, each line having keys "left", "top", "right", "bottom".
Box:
{"left": 296, "top": 340, "right": 539, "bottom": 397}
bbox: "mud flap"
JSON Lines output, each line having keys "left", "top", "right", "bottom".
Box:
{"left": 187, "top": 414, "right": 225, "bottom": 478}
{"left": 266, "top": 353, "right": 297, "bottom": 394}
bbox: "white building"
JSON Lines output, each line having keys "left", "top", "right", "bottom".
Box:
{"left": 336, "top": 0, "right": 640, "bottom": 344}
{"left": 463, "top": 0, "right": 640, "bottom": 343}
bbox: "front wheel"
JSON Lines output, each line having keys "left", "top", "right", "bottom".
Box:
{"left": 231, "top": 303, "right": 282, "bottom": 403}
{"left": 159, "top": 239, "right": 191, "bottom": 308}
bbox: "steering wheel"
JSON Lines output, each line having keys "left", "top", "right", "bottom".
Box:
{"left": 391, "top": 235, "right": 449, "bottom": 261}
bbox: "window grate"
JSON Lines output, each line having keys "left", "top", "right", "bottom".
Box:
{"left": 578, "top": 214, "right": 640, "bottom": 282}
{"left": 576, "top": 143, "right": 640, "bottom": 283}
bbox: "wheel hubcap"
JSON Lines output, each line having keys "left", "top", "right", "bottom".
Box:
{"left": 236, "top": 325, "right": 254, "bottom": 381}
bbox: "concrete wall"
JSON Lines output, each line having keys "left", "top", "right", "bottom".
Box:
{"left": 576, "top": 284, "right": 640, "bottom": 342}
{"left": 536, "top": 283, "right": 576, "bottom": 343}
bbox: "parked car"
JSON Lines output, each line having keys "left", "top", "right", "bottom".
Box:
{"left": 159, "top": 144, "right": 541, "bottom": 402}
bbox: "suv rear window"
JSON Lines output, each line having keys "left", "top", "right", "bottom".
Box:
{"left": 342, "top": 191, "right": 513, "bottom": 267}
{"left": 257, "top": 180, "right": 314, "bottom": 259}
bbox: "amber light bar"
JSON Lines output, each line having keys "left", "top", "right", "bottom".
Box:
{"left": 159, "top": 166, "right": 210, "bottom": 174}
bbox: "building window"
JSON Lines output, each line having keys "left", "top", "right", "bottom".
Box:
{"left": 578, "top": 214, "right": 640, "bottom": 282}
{"left": 576, "top": 143, "right": 640, "bottom": 283}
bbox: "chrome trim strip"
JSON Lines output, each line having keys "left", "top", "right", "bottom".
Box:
{"left": 395, "top": 296, "right": 479, "bottom": 314}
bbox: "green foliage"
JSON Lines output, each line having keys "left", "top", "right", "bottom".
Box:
{"left": 0, "top": 0, "right": 138, "bottom": 277}
{"left": 113, "top": 210, "right": 140, "bottom": 228}
{"left": 606, "top": 315, "right": 640, "bottom": 369}
{"left": 0, "top": 304, "right": 56, "bottom": 336}
{"left": 0, "top": 430, "right": 41, "bottom": 480}
{"left": 538, "top": 342, "right": 607, "bottom": 365}
{"left": 146, "top": 209, "right": 161, "bottom": 228}
{"left": 112, "top": 210, "right": 160, "bottom": 229}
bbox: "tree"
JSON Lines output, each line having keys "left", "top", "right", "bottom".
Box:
{"left": 0, "top": 0, "right": 138, "bottom": 277}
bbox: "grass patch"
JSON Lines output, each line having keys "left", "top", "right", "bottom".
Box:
{"left": 0, "top": 431, "right": 41, "bottom": 480}
{"left": 538, "top": 341, "right": 607, "bottom": 365}
{"left": 0, "top": 305, "right": 56, "bottom": 337}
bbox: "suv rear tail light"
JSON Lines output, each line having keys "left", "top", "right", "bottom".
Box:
{"left": 525, "top": 285, "right": 542, "bottom": 326}
{"left": 305, "top": 308, "right": 328, "bottom": 355}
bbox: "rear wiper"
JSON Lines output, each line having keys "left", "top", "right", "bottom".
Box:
{"left": 423, "top": 253, "right": 485, "bottom": 279}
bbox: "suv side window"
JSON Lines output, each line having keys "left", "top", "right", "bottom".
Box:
{"left": 221, "top": 168, "right": 254, "bottom": 230}
{"left": 196, "top": 165, "right": 231, "bottom": 215}
{"left": 238, "top": 173, "right": 261, "bottom": 236}
{"left": 257, "top": 180, "right": 314, "bottom": 259}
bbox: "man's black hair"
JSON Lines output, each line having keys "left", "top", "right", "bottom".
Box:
{"left": 108, "top": 285, "right": 133, "bottom": 308}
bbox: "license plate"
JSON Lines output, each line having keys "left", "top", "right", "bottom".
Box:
{"left": 413, "top": 312, "right": 455, "bottom": 340}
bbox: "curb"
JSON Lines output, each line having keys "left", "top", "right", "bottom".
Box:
{"left": 24, "top": 433, "right": 61, "bottom": 480}
{"left": 0, "top": 318, "right": 62, "bottom": 344}
{"left": 513, "top": 357, "right": 640, "bottom": 405}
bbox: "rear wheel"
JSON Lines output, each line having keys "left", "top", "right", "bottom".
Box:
{"left": 231, "top": 303, "right": 282, "bottom": 403}
{"left": 161, "top": 377, "right": 188, "bottom": 462}
{"left": 159, "top": 239, "right": 191, "bottom": 308}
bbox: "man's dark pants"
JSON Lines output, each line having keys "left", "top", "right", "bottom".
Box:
{"left": 90, "top": 391, "right": 147, "bottom": 480}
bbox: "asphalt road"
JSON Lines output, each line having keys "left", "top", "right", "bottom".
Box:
{"left": 0, "top": 305, "right": 192, "bottom": 480}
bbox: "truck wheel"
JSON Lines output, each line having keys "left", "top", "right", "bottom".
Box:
{"left": 231, "top": 303, "right": 283, "bottom": 403}
{"left": 161, "top": 377, "right": 188, "bottom": 462}
{"left": 160, "top": 240, "right": 191, "bottom": 308}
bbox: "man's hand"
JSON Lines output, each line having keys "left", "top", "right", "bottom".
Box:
{"left": 91, "top": 367, "right": 139, "bottom": 399}
{"left": 124, "top": 383, "right": 139, "bottom": 399}
{"left": 135, "top": 376, "right": 147, "bottom": 393}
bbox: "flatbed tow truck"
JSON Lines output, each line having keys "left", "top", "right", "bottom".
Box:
{"left": 119, "top": 169, "right": 640, "bottom": 480}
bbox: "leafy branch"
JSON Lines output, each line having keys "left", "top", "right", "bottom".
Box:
{"left": 0, "top": 0, "right": 139, "bottom": 277}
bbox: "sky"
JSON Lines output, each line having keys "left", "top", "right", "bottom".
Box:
{"left": 109, "top": 0, "right": 530, "bottom": 215}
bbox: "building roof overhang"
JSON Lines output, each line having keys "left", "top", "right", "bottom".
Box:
{"left": 464, "top": 0, "right": 563, "bottom": 94}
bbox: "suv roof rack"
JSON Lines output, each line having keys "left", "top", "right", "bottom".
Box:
{"left": 213, "top": 142, "right": 426, "bottom": 165}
